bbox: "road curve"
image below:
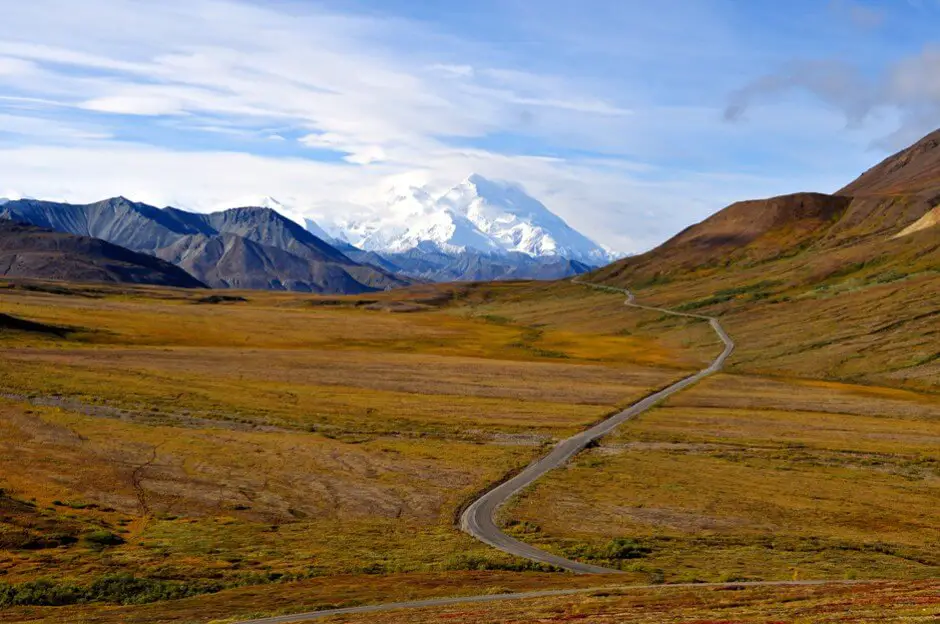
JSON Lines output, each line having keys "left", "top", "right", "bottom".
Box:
{"left": 458, "top": 280, "right": 735, "bottom": 574}
{"left": 233, "top": 579, "right": 864, "bottom": 623}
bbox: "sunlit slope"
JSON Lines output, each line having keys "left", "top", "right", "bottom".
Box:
{"left": 590, "top": 128, "right": 940, "bottom": 390}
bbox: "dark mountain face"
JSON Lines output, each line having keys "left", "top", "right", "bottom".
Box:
{"left": 0, "top": 220, "right": 206, "bottom": 288}
{"left": 157, "top": 233, "right": 371, "bottom": 292}
{"left": 1, "top": 199, "right": 409, "bottom": 294}
{"left": 374, "top": 248, "right": 593, "bottom": 282}
{"left": 163, "top": 206, "right": 353, "bottom": 264}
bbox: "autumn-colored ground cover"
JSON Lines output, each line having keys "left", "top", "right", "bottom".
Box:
{"left": 506, "top": 372, "right": 940, "bottom": 583}
{"left": 1, "top": 277, "right": 935, "bottom": 622}
{"left": 0, "top": 279, "right": 686, "bottom": 616}
{"left": 291, "top": 580, "right": 940, "bottom": 624}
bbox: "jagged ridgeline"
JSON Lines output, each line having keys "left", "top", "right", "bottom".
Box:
{"left": 0, "top": 175, "right": 617, "bottom": 291}
{"left": 0, "top": 198, "right": 408, "bottom": 293}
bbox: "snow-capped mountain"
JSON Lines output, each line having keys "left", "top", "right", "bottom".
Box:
{"left": 211, "top": 176, "right": 618, "bottom": 282}
{"left": 323, "top": 175, "right": 616, "bottom": 265}
{"left": 332, "top": 183, "right": 502, "bottom": 256}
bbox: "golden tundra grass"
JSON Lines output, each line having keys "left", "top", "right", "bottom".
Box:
{"left": 507, "top": 372, "right": 940, "bottom": 583}
{"left": 1, "top": 278, "right": 936, "bottom": 622}
{"left": 298, "top": 580, "right": 938, "bottom": 624}
{"left": 3, "top": 578, "right": 935, "bottom": 623}
{"left": 0, "top": 279, "right": 683, "bottom": 617}
{"left": 288, "top": 580, "right": 940, "bottom": 624}
{"left": 613, "top": 250, "right": 940, "bottom": 390}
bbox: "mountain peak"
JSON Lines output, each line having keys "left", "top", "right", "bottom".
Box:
{"left": 224, "top": 195, "right": 287, "bottom": 212}
{"left": 318, "top": 176, "right": 615, "bottom": 264}
{"left": 463, "top": 172, "right": 491, "bottom": 187}
{"left": 254, "top": 196, "right": 286, "bottom": 210}
{"left": 386, "top": 184, "right": 433, "bottom": 209}
{"left": 457, "top": 173, "right": 517, "bottom": 199}
{"left": 104, "top": 196, "right": 136, "bottom": 206}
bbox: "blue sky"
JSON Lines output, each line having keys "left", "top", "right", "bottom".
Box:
{"left": 1, "top": 0, "right": 939, "bottom": 252}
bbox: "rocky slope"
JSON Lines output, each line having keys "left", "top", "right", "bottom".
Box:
{"left": 1, "top": 198, "right": 408, "bottom": 293}
{"left": 593, "top": 129, "right": 939, "bottom": 287}
{"left": 0, "top": 220, "right": 206, "bottom": 288}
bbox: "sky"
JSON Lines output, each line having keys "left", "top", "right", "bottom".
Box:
{"left": 1, "top": 0, "right": 939, "bottom": 253}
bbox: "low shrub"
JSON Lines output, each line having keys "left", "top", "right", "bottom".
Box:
{"left": 0, "top": 574, "right": 224, "bottom": 608}
{"left": 81, "top": 530, "right": 125, "bottom": 548}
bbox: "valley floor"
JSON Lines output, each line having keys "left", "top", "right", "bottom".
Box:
{"left": 0, "top": 279, "right": 936, "bottom": 622}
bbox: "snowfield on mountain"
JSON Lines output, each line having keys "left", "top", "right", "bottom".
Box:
{"left": 310, "top": 175, "right": 618, "bottom": 265}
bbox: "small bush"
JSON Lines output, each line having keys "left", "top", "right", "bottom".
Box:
{"left": 563, "top": 537, "right": 652, "bottom": 563}
{"left": 0, "top": 579, "right": 83, "bottom": 607}
{"left": 600, "top": 538, "right": 652, "bottom": 560}
{"left": 443, "top": 553, "right": 555, "bottom": 572}
{"left": 81, "top": 530, "right": 125, "bottom": 548}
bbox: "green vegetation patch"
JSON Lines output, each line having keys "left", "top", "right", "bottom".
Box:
{"left": 0, "top": 574, "right": 224, "bottom": 608}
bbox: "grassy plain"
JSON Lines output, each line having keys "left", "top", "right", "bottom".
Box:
{"left": 507, "top": 372, "right": 940, "bottom": 582}
{"left": 3, "top": 579, "right": 937, "bottom": 623}
{"left": 304, "top": 581, "right": 938, "bottom": 624}
{"left": 0, "top": 279, "right": 687, "bottom": 618}
{"left": 1, "top": 276, "right": 936, "bottom": 622}
{"left": 591, "top": 213, "right": 939, "bottom": 391}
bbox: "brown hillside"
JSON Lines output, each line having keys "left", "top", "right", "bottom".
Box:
{"left": 838, "top": 128, "right": 940, "bottom": 196}
{"left": 896, "top": 205, "right": 940, "bottom": 238}
{"left": 595, "top": 128, "right": 940, "bottom": 287}
{"left": 590, "top": 128, "right": 940, "bottom": 391}
{"left": 596, "top": 193, "right": 851, "bottom": 284}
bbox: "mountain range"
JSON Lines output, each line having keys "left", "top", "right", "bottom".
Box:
{"left": 232, "top": 176, "right": 616, "bottom": 282}
{"left": 0, "top": 198, "right": 408, "bottom": 293}
{"left": 0, "top": 175, "right": 614, "bottom": 291}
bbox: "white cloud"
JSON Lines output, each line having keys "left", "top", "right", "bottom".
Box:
{"left": 429, "top": 64, "right": 475, "bottom": 79}
{"left": 81, "top": 95, "right": 188, "bottom": 116}
{"left": 0, "top": 0, "right": 915, "bottom": 253}
{"left": 0, "top": 113, "right": 112, "bottom": 141}
{"left": 0, "top": 57, "right": 36, "bottom": 76}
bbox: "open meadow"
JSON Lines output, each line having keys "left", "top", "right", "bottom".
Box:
{"left": 0, "top": 278, "right": 937, "bottom": 622}
{"left": 506, "top": 372, "right": 940, "bottom": 583}
{"left": 0, "top": 279, "right": 693, "bottom": 621}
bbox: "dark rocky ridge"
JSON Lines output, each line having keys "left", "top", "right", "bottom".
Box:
{"left": 1, "top": 198, "right": 409, "bottom": 293}
{"left": 0, "top": 220, "right": 207, "bottom": 288}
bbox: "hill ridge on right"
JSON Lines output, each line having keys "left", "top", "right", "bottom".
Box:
{"left": 589, "top": 128, "right": 939, "bottom": 391}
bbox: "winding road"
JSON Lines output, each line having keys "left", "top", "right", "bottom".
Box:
{"left": 459, "top": 281, "right": 734, "bottom": 574}
{"left": 233, "top": 282, "right": 738, "bottom": 623}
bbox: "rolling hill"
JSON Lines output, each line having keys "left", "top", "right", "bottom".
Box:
{"left": 590, "top": 127, "right": 939, "bottom": 390}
